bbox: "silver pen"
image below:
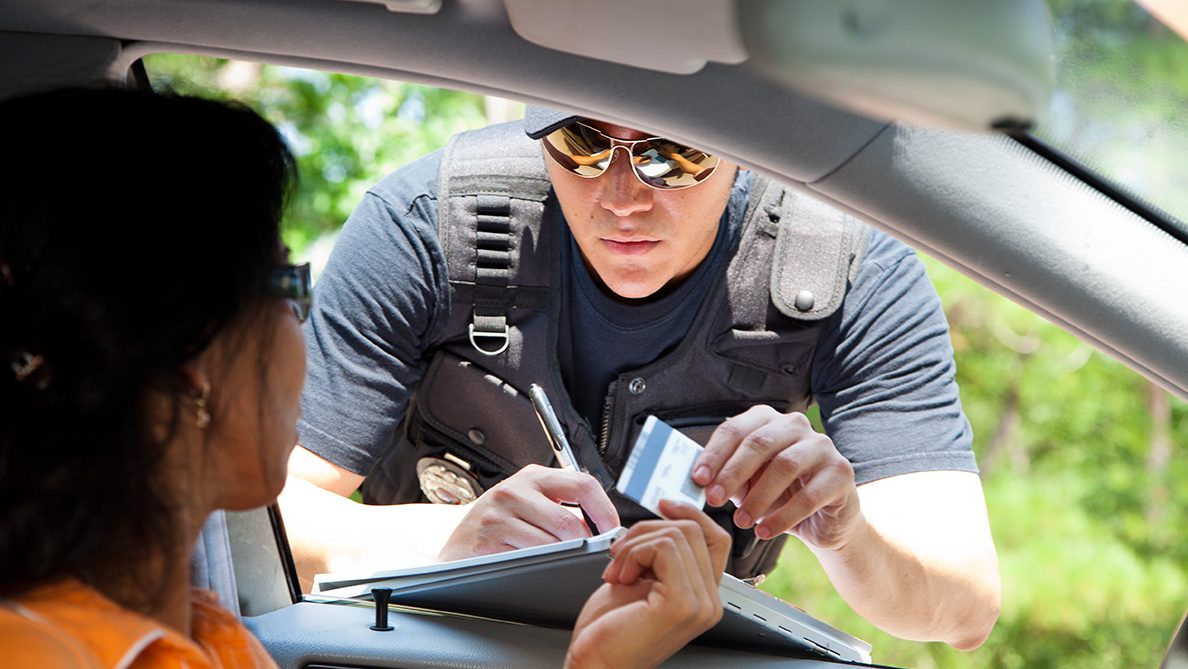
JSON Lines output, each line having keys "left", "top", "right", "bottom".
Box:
{"left": 529, "top": 383, "right": 601, "bottom": 534}
{"left": 528, "top": 383, "right": 582, "bottom": 472}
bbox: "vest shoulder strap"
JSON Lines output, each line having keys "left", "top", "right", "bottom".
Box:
{"left": 437, "top": 122, "right": 554, "bottom": 355}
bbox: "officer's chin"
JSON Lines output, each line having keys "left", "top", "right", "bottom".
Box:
{"left": 602, "top": 278, "right": 668, "bottom": 302}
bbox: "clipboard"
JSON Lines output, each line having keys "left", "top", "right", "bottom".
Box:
{"left": 314, "top": 528, "right": 622, "bottom": 627}
{"left": 313, "top": 529, "right": 872, "bottom": 662}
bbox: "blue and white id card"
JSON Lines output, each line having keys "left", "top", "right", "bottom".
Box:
{"left": 616, "top": 415, "right": 707, "bottom": 516}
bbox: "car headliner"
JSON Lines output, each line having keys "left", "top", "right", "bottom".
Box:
{"left": 2, "top": 0, "right": 1186, "bottom": 404}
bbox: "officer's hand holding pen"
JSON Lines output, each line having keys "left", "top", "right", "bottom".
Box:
{"left": 435, "top": 385, "right": 618, "bottom": 562}
{"left": 437, "top": 464, "right": 619, "bottom": 562}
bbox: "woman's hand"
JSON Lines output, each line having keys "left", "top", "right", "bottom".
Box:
{"left": 564, "top": 499, "right": 731, "bottom": 669}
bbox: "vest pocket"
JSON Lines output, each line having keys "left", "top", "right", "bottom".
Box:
{"left": 712, "top": 326, "right": 820, "bottom": 376}
{"left": 413, "top": 350, "right": 555, "bottom": 477}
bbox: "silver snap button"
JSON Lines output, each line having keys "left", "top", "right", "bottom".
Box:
{"left": 467, "top": 428, "right": 485, "bottom": 445}
{"left": 628, "top": 377, "right": 646, "bottom": 395}
{"left": 794, "top": 290, "right": 815, "bottom": 312}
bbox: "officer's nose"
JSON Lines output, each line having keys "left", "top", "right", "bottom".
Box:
{"left": 598, "top": 147, "right": 653, "bottom": 218}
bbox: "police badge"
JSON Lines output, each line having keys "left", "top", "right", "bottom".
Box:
{"left": 416, "top": 454, "right": 483, "bottom": 505}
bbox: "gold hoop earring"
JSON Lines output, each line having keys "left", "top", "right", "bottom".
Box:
{"left": 194, "top": 382, "right": 211, "bottom": 429}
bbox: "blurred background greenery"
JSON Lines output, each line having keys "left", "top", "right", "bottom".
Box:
{"left": 144, "top": 2, "right": 1188, "bottom": 664}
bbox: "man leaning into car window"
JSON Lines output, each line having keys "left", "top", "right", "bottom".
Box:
{"left": 280, "top": 108, "right": 1002, "bottom": 650}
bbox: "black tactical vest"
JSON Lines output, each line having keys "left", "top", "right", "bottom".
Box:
{"left": 362, "top": 122, "right": 870, "bottom": 580}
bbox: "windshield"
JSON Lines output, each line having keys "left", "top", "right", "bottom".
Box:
{"left": 1034, "top": 0, "right": 1188, "bottom": 235}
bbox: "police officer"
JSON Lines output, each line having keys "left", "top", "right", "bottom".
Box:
{"left": 280, "top": 108, "right": 1000, "bottom": 649}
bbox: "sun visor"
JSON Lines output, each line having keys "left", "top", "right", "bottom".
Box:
{"left": 502, "top": 0, "right": 747, "bottom": 75}
{"left": 739, "top": 0, "right": 1056, "bottom": 131}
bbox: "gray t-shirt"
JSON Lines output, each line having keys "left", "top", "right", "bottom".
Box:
{"left": 298, "top": 149, "right": 976, "bottom": 486}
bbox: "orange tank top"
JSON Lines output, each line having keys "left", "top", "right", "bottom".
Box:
{"left": 0, "top": 579, "right": 277, "bottom": 669}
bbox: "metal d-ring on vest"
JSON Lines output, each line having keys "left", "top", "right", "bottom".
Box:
{"left": 468, "top": 321, "right": 510, "bottom": 356}
{"left": 361, "top": 121, "right": 870, "bottom": 581}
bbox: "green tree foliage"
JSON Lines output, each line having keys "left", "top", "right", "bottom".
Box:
{"left": 144, "top": 54, "right": 497, "bottom": 254}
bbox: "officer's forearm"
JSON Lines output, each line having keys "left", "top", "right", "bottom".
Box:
{"left": 277, "top": 476, "right": 469, "bottom": 593}
{"left": 805, "top": 472, "right": 1000, "bottom": 650}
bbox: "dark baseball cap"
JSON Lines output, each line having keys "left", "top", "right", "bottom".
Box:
{"left": 523, "top": 105, "right": 580, "bottom": 139}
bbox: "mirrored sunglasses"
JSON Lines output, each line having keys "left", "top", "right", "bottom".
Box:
{"left": 264, "top": 262, "right": 312, "bottom": 322}
{"left": 542, "top": 121, "right": 720, "bottom": 190}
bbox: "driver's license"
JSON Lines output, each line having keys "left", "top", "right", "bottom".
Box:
{"left": 617, "top": 415, "right": 707, "bottom": 516}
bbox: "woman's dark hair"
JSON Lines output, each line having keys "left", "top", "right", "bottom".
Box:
{"left": 0, "top": 87, "right": 296, "bottom": 601}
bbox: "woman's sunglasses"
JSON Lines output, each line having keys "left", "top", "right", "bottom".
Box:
{"left": 542, "top": 121, "right": 720, "bottom": 190}
{"left": 264, "top": 262, "right": 312, "bottom": 322}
